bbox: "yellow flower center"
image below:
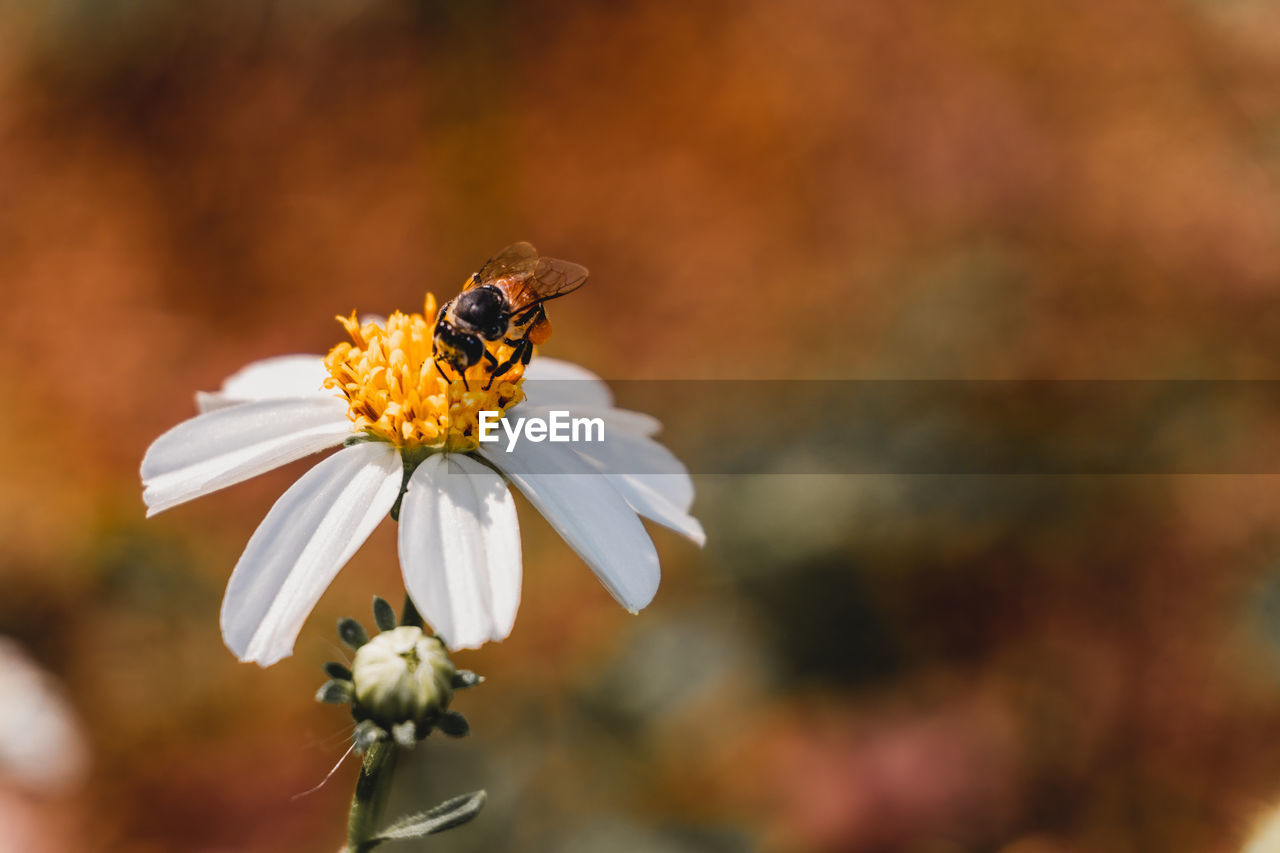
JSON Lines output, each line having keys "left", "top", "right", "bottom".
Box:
{"left": 322, "top": 293, "right": 525, "bottom": 451}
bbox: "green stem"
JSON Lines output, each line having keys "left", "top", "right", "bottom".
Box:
{"left": 342, "top": 594, "right": 422, "bottom": 851}
{"left": 345, "top": 739, "right": 398, "bottom": 853}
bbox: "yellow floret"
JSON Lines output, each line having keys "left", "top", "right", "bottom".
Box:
{"left": 323, "top": 293, "right": 525, "bottom": 451}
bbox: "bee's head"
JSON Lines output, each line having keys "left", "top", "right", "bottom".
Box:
{"left": 454, "top": 286, "right": 508, "bottom": 339}
{"left": 434, "top": 319, "right": 486, "bottom": 370}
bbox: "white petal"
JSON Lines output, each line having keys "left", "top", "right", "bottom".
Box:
{"left": 478, "top": 440, "right": 660, "bottom": 612}
{"left": 221, "top": 442, "right": 402, "bottom": 666}
{"left": 507, "top": 402, "right": 662, "bottom": 439}
{"left": 582, "top": 405, "right": 663, "bottom": 437}
{"left": 522, "top": 357, "right": 614, "bottom": 408}
{"left": 398, "top": 454, "right": 521, "bottom": 650}
{"left": 141, "top": 398, "right": 354, "bottom": 516}
{"left": 607, "top": 473, "right": 692, "bottom": 516}
{"left": 196, "top": 355, "right": 331, "bottom": 412}
{"left": 604, "top": 472, "right": 705, "bottom": 546}
{"left": 522, "top": 406, "right": 695, "bottom": 512}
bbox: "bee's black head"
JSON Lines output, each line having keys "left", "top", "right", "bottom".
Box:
{"left": 455, "top": 334, "right": 485, "bottom": 369}
{"left": 454, "top": 286, "right": 508, "bottom": 338}
{"left": 434, "top": 319, "right": 485, "bottom": 371}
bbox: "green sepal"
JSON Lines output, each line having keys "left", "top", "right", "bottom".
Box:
{"left": 451, "top": 670, "right": 483, "bottom": 689}
{"left": 339, "top": 618, "right": 370, "bottom": 650}
{"left": 368, "top": 790, "right": 487, "bottom": 846}
{"left": 400, "top": 596, "right": 424, "bottom": 629}
{"left": 316, "top": 680, "right": 354, "bottom": 704}
{"left": 436, "top": 710, "right": 469, "bottom": 738}
{"left": 372, "top": 596, "right": 398, "bottom": 632}
{"left": 324, "top": 661, "right": 353, "bottom": 681}
{"left": 354, "top": 720, "right": 385, "bottom": 754}
{"left": 391, "top": 721, "right": 417, "bottom": 749}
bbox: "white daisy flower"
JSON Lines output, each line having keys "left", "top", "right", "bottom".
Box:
{"left": 141, "top": 295, "right": 703, "bottom": 666}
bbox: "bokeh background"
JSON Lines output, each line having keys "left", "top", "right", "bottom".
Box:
{"left": 4, "top": 1, "right": 1280, "bottom": 850}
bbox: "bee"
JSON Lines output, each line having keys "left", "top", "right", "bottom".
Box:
{"left": 434, "top": 242, "right": 588, "bottom": 390}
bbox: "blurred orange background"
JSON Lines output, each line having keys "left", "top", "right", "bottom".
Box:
{"left": 4, "top": 2, "right": 1280, "bottom": 851}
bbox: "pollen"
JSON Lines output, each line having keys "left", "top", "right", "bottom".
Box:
{"left": 323, "top": 294, "right": 526, "bottom": 451}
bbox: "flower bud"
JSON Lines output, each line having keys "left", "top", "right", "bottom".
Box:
{"left": 350, "top": 626, "right": 456, "bottom": 729}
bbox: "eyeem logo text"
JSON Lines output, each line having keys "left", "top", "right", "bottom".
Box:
{"left": 478, "top": 410, "right": 605, "bottom": 451}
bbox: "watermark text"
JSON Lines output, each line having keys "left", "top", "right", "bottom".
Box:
{"left": 478, "top": 410, "right": 605, "bottom": 451}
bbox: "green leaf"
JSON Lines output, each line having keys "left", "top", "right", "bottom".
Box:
{"left": 436, "top": 710, "right": 469, "bottom": 738}
{"left": 451, "top": 670, "right": 483, "bottom": 689}
{"left": 324, "top": 661, "right": 353, "bottom": 681}
{"left": 372, "top": 791, "right": 487, "bottom": 844}
{"left": 372, "top": 596, "right": 398, "bottom": 632}
{"left": 338, "top": 618, "right": 370, "bottom": 650}
{"left": 316, "top": 680, "right": 353, "bottom": 704}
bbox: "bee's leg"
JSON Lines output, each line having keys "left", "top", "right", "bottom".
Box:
{"left": 501, "top": 336, "right": 536, "bottom": 362}
{"left": 476, "top": 349, "right": 501, "bottom": 392}
{"left": 483, "top": 363, "right": 510, "bottom": 391}
{"left": 510, "top": 304, "right": 545, "bottom": 329}
{"left": 435, "top": 357, "right": 470, "bottom": 391}
{"left": 483, "top": 339, "right": 532, "bottom": 391}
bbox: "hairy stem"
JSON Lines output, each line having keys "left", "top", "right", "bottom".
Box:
{"left": 345, "top": 739, "right": 398, "bottom": 853}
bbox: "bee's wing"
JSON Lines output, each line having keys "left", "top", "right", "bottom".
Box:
{"left": 473, "top": 242, "right": 540, "bottom": 286}
{"left": 475, "top": 242, "right": 588, "bottom": 305}
{"left": 524, "top": 255, "right": 588, "bottom": 301}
